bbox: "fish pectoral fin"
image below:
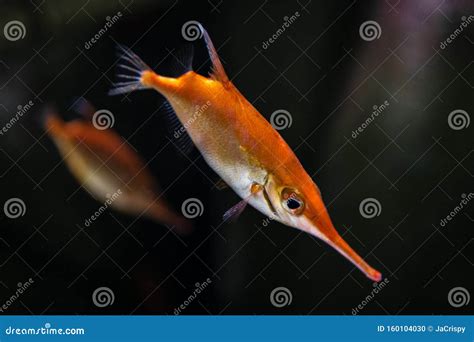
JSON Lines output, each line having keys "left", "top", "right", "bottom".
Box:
{"left": 223, "top": 198, "right": 249, "bottom": 223}
{"left": 223, "top": 182, "right": 263, "bottom": 222}
{"left": 198, "top": 23, "right": 229, "bottom": 84}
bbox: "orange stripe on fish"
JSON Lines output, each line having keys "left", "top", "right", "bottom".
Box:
{"left": 109, "top": 24, "right": 381, "bottom": 281}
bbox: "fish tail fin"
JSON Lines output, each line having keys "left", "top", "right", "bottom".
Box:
{"left": 108, "top": 44, "right": 154, "bottom": 96}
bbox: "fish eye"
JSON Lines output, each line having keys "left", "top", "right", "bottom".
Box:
{"left": 281, "top": 188, "right": 304, "bottom": 215}
{"left": 287, "top": 198, "right": 301, "bottom": 210}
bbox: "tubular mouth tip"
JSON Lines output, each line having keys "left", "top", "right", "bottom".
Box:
{"left": 368, "top": 270, "right": 382, "bottom": 282}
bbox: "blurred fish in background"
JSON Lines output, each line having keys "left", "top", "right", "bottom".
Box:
{"left": 43, "top": 99, "right": 191, "bottom": 233}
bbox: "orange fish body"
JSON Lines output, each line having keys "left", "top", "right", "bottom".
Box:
{"left": 111, "top": 24, "right": 381, "bottom": 281}
{"left": 44, "top": 110, "right": 190, "bottom": 233}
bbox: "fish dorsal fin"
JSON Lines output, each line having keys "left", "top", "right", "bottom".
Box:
{"left": 198, "top": 23, "right": 229, "bottom": 84}
{"left": 167, "top": 44, "right": 194, "bottom": 78}
{"left": 163, "top": 100, "right": 194, "bottom": 155}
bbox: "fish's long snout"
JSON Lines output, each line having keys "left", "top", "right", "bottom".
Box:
{"left": 325, "top": 234, "right": 382, "bottom": 282}
{"left": 306, "top": 213, "right": 381, "bottom": 281}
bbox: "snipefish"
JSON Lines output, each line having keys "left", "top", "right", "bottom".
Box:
{"left": 109, "top": 24, "right": 381, "bottom": 281}
{"left": 43, "top": 101, "right": 191, "bottom": 234}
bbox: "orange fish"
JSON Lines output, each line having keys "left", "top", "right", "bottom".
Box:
{"left": 110, "top": 24, "right": 381, "bottom": 281}
{"left": 43, "top": 100, "right": 191, "bottom": 234}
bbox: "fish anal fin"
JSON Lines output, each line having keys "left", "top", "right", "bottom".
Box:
{"left": 163, "top": 101, "right": 195, "bottom": 155}
{"left": 197, "top": 23, "right": 229, "bottom": 84}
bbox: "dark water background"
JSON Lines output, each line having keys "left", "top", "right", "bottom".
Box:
{"left": 0, "top": 0, "right": 472, "bottom": 314}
